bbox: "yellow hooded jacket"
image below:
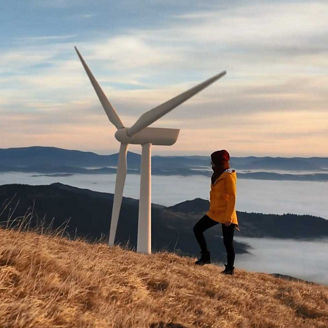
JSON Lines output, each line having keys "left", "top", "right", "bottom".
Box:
{"left": 206, "top": 169, "right": 238, "bottom": 225}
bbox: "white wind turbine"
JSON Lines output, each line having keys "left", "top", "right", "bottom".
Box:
{"left": 75, "top": 47, "right": 226, "bottom": 254}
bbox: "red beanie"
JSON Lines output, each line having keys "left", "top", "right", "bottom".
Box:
{"left": 211, "top": 150, "right": 230, "bottom": 166}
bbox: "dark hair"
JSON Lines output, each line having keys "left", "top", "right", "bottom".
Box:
{"left": 211, "top": 150, "right": 230, "bottom": 166}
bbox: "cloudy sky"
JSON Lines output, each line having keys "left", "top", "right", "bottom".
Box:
{"left": 1, "top": 0, "right": 327, "bottom": 156}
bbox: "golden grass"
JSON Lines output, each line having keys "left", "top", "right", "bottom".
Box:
{"left": 0, "top": 227, "right": 327, "bottom": 328}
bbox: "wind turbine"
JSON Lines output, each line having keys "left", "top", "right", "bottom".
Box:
{"left": 75, "top": 47, "right": 226, "bottom": 254}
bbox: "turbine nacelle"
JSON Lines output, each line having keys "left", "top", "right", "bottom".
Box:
{"left": 115, "top": 127, "right": 180, "bottom": 145}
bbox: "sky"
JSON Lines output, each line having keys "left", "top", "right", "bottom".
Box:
{"left": 0, "top": 0, "right": 327, "bottom": 156}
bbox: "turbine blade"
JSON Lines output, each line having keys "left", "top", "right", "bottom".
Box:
{"left": 75, "top": 46, "right": 124, "bottom": 129}
{"left": 127, "top": 71, "right": 226, "bottom": 136}
{"left": 108, "top": 143, "right": 128, "bottom": 245}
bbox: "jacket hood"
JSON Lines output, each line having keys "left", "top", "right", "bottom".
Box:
{"left": 213, "top": 169, "right": 236, "bottom": 185}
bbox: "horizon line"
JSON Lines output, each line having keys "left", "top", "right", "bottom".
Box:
{"left": 0, "top": 145, "right": 327, "bottom": 159}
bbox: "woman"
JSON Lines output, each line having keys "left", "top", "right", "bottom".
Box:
{"left": 193, "top": 149, "right": 238, "bottom": 274}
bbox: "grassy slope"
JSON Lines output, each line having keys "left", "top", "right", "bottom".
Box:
{"left": 0, "top": 228, "right": 327, "bottom": 328}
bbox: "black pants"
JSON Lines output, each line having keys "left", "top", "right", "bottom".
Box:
{"left": 193, "top": 215, "right": 235, "bottom": 268}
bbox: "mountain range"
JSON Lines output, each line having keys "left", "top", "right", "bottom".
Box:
{"left": 1, "top": 183, "right": 327, "bottom": 264}
{"left": 1, "top": 146, "right": 328, "bottom": 181}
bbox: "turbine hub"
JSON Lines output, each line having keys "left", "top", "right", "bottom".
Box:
{"left": 115, "top": 128, "right": 129, "bottom": 143}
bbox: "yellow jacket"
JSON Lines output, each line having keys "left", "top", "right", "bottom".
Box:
{"left": 206, "top": 169, "right": 238, "bottom": 225}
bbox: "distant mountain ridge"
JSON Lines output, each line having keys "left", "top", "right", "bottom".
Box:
{"left": 0, "top": 182, "right": 245, "bottom": 263}
{"left": 1, "top": 183, "right": 327, "bottom": 263}
{"left": 0, "top": 146, "right": 140, "bottom": 168}
{"left": 1, "top": 146, "right": 328, "bottom": 181}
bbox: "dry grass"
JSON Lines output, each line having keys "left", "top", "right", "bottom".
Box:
{"left": 0, "top": 228, "right": 327, "bottom": 328}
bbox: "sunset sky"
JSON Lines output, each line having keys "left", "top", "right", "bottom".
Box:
{"left": 1, "top": 0, "right": 327, "bottom": 156}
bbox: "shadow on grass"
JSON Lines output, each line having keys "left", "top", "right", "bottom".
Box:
{"left": 150, "top": 322, "right": 187, "bottom": 328}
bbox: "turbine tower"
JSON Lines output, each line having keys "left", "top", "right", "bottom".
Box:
{"left": 75, "top": 47, "right": 226, "bottom": 254}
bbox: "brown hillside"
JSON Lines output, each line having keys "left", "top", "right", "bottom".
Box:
{"left": 0, "top": 228, "right": 327, "bottom": 328}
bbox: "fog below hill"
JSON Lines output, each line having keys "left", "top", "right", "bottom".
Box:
{"left": 1, "top": 172, "right": 327, "bottom": 220}
{"left": 236, "top": 237, "right": 328, "bottom": 285}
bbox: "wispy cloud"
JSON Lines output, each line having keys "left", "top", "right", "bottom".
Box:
{"left": 1, "top": 0, "right": 327, "bottom": 155}
{"left": 16, "top": 34, "right": 77, "bottom": 42}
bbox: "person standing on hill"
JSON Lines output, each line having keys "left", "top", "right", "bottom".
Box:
{"left": 193, "top": 150, "right": 239, "bottom": 274}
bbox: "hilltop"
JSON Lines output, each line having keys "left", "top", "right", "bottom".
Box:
{"left": 0, "top": 227, "right": 327, "bottom": 328}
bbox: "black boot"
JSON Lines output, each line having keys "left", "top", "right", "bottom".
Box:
{"left": 195, "top": 251, "right": 211, "bottom": 265}
{"left": 221, "top": 264, "right": 234, "bottom": 275}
